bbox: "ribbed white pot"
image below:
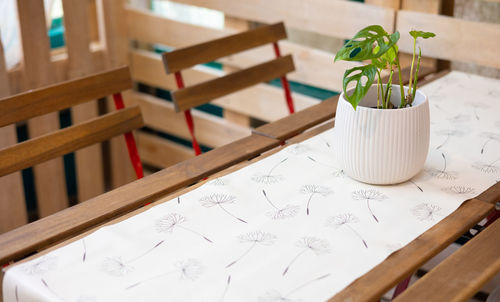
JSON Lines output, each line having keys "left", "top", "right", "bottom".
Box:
{"left": 335, "top": 85, "right": 430, "bottom": 184}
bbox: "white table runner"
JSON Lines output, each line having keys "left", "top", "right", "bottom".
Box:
{"left": 3, "top": 71, "right": 500, "bottom": 302}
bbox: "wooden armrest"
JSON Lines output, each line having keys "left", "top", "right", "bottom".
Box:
{"left": 393, "top": 218, "right": 500, "bottom": 302}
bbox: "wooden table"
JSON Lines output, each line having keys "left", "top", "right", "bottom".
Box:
{"left": 1, "top": 70, "right": 499, "bottom": 302}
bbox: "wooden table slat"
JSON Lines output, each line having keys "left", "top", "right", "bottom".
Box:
{"left": 393, "top": 218, "right": 500, "bottom": 302}
{"left": 328, "top": 198, "right": 494, "bottom": 302}
{"left": 0, "top": 134, "right": 280, "bottom": 265}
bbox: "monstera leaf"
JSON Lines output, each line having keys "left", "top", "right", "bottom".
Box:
{"left": 409, "top": 30, "right": 436, "bottom": 39}
{"left": 342, "top": 64, "right": 377, "bottom": 110}
{"left": 372, "top": 44, "right": 398, "bottom": 69}
{"left": 334, "top": 26, "right": 400, "bottom": 62}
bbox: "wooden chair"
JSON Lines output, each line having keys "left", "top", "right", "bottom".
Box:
{"left": 162, "top": 22, "right": 296, "bottom": 155}
{"left": 0, "top": 66, "right": 144, "bottom": 229}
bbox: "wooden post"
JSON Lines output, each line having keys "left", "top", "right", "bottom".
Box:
{"left": 17, "top": 0, "right": 68, "bottom": 217}
{"left": 62, "top": 0, "right": 106, "bottom": 202}
{"left": 0, "top": 40, "right": 27, "bottom": 233}
{"left": 97, "top": 0, "right": 137, "bottom": 188}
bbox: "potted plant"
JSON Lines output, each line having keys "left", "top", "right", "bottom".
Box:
{"left": 334, "top": 25, "right": 435, "bottom": 184}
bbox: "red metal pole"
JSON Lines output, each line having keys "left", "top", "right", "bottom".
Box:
{"left": 175, "top": 71, "right": 202, "bottom": 156}
{"left": 273, "top": 42, "right": 295, "bottom": 114}
{"left": 112, "top": 93, "right": 144, "bottom": 179}
{"left": 391, "top": 275, "right": 412, "bottom": 299}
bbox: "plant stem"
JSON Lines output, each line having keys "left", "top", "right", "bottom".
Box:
{"left": 411, "top": 47, "right": 422, "bottom": 103}
{"left": 377, "top": 70, "right": 381, "bottom": 109}
{"left": 395, "top": 53, "right": 405, "bottom": 107}
{"left": 377, "top": 70, "right": 385, "bottom": 109}
{"left": 385, "top": 69, "right": 394, "bottom": 109}
{"left": 408, "top": 37, "right": 417, "bottom": 103}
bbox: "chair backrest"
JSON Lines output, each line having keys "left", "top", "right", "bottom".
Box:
{"left": 0, "top": 66, "right": 145, "bottom": 178}
{"left": 162, "top": 22, "right": 295, "bottom": 112}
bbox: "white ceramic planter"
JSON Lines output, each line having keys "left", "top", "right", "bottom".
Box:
{"left": 335, "top": 85, "right": 430, "bottom": 184}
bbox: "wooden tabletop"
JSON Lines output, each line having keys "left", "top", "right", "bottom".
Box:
{"left": 1, "top": 68, "right": 498, "bottom": 302}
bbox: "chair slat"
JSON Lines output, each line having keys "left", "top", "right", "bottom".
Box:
{"left": 0, "top": 106, "right": 143, "bottom": 177}
{"left": 172, "top": 55, "right": 295, "bottom": 112}
{"left": 162, "top": 22, "right": 287, "bottom": 73}
{"left": 0, "top": 66, "right": 133, "bottom": 128}
{"left": 393, "top": 218, "right": 500, "bottom": 302}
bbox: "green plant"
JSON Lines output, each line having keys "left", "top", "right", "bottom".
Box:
{"left": 334, "top": 25, "right": 435, "bottom": 110}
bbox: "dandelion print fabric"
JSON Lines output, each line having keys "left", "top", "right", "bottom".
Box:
{"left": 3, "top": 71, "right": 500, "bottom": 301}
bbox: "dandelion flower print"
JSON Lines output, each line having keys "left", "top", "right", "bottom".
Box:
{"left": 252, "top": 157, "right": 288, "bottom": 184}
{"left": 209, "top": 177, "right": 228, "bottom": 186}
{"left": 447, "top": 114, "right": 470, "bottom": 124}
{"left": 307, "top": 156, "right": 345, "bottom": 177}
{"left": 219, "top": 275, "right": 232, "bottom": 302}
{"left": 226, "top": 231, "right": 277, "bottom": 268}
{"left": 408, "top": 179, "right": 424, "bottom": 192}
{"left": 480, "top": 132, "right": 500, "bottom": 154}
{"left": 470, "top": 102, "right": 489, "bottom": 120}
{"left": 326, "top": 213, "right": 368, "bottom": 248}
{"left": 287, "top": 143, "right": 309, "bottom": 155}
{"left": 126, "top": 258, "right": 204, "bottom": 290}
{"left": 258, "top": 290, "right": 299, "bottom": 302}
{"left": 262, "top": 190, "right": 299, "bottom": 220}
{"left": 200, "top": 193, "right": 247, "bottom": 224}
{"left": 155, "top": 213, "right": 213, "bottom": 242}
{"left": 411, "top": 203, "right": 443, "bottom": 222}
{"left": 472, "top": 157, "right": 500, "bottom": 174}
{"left": 426, "top": 152, "right": 458, "bottom": 180}
{"left": 441, "top": 185, "right": 476, "bottom": 195}
{"left": 21, "top": 256, "right": 57, "bottom": 275}
{"left": 434, "top": 129, "right": 464, "bottom": 150}
{"left": 175, "top": 258, "right": 205, "bottom": 281}
{"left": 352, "top": 189, "right": 388, "bottom": 223}
{"left": 101, "top": 256, "right": 134, "bottom": 277}
{"left": 283, "top": 237, "right": 330, "bottom": 276}
{"left": 259, "top": 274, "right": 330, "bottom": 302}
{"left": 102, "top": 239, "right": 166, "bottom": 276}
{"left": 300, "top": 185, "right": 333, "bottom": 215}
{"left": 76, "top": 295, "right": 98, "bottom": 302}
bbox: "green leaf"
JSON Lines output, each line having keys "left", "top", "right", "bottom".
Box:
{"left": 371, "top": 44, "right": 398, "bottom": 69}
{"left": 342, "top": 64, "right": 377, "bottom": 110}
{"left": 409, "top": 30, "right": 436, "bottom": 39}
{"left": 334, "top": 25, "right": 400, "bottom": 62}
